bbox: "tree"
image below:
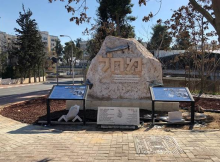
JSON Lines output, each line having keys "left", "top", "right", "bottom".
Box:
{"left": 85, "top": 0, "right": 135, "bottom": 60}
{"left": 139, "top": 0, "right": 220, "bottom": 44}
{"left": 86, "top": 38, "right": 102, "bottom": 61}
{"left": 49, "top": 0, "right": 220, "bottom": 43}
{"left": 165, "top": 3, "right": 220, "bottom": 93}
{"left": 97, "top": 0, "right": 136, "bottom": 36}
{"left": 75, "top": 38, "right": 82, "bottom": 48}
{"left": 63, "top": 41, "right": 74, "bottom": 72}
{"left": 63, "top": 40, "right": 83, "bottom": 71}
{"left": 54, "top": 39, "right": 63, "bottom": 57}
{"left": 148, "top": 24, "right": 172, "bottom": 52}
{"left": 189, "top": 0, "right": 220, "bottom": 43}
{"left": 0, "top": 37, "right": 9, "bottom": 77}
{"left": 14, "top": 5, "right": 44, "bottom": 83}
{"left": 35, "top": 35, "right": 46, "bottom": 82}
{"left": 175, "top": 31, "right": 191, "bottom": 50}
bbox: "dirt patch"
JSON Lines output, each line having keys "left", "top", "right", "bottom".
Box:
{"left": 180, "top": 97, "right": 220, "bottom": 110}
{"left": 0, "top": 96, "right": 220, "bottom": 130}
{"left": 0, "top": 96, "right": 64, "bottom": 124}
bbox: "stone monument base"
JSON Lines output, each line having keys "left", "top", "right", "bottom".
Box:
{"left": 66, "top": 97, "right": 179, "bottom": 112}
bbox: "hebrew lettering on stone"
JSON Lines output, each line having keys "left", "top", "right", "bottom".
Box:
{"left": 111, "top": 58, "right": 124, "bottom": 72}
{"left": 98, "top": 56, "right": 110, "bottom": 72}
{"left": 98, "top": 56, "right": 142, "bottom": 73}
{"left": 126, "top": 58, "right": 142, "bottom": 72}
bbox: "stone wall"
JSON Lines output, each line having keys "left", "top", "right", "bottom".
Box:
{"left": 0, "top": 77, "right": 46, "bottom": 85}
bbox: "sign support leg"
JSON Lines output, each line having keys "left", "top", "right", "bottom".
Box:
{"left": 191, "top": 101, "right": 195, "bottom": 125}
{"left": 83, "top": 99, "right": 86, "bottom": 125}
{"left": 152, "top": 101, "right": 155, "bottom": 125}
{"left": 47, "top": 99, "right": 51, "bottom": 125}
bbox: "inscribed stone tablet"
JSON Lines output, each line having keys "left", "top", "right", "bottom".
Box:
{"left": 97, "top": 107, "right": 140, "bottom": 126}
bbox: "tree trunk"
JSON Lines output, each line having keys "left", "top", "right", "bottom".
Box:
{"left": 200, "top": 17, "right": 205, "bottom": 93}
{"left": 190, "top": 0, "right": 220, "bottom": 43}
{"left": 20, "top": 74, "right": 23, "bottom": 84}
{"left": 28, "top": 69, "right": 31, "bottom": 83}
{"left": 21, "top": 70, "right": 26, "bottom": 84}
{"left": 42, "top": 65, "right": 45, "bottom": 82}
{"left": 38, "top": 64, "right": 41, "bottom": 82}
{"left": 34, "top": 68, "right": 37, "bottom": 83}
{"left": 212, "top": 0, "right": 220, "bottom": 43}
{"left": 116, "top": 15, "right": 121, "bottom": 36}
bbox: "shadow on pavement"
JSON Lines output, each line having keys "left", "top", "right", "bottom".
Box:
{"left": 7, "top": 124, "right": 63, "bottom": 134}
{"left": 37, "top": 158, "right": 53, "bottom": 162}
{"left": 7, "top": 123, "right": 137, "bottom": 134}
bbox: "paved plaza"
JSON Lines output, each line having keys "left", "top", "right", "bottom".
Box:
{"left": 0, "top": 115, "right": 220, "bottom": 162}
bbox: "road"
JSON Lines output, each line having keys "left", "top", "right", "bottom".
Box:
{"left": 0, "top": 78, "right": 82, "bottom": 106}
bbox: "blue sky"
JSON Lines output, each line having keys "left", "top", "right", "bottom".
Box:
{"left": 0, "top": 0, "right": 198, "bottom": 45}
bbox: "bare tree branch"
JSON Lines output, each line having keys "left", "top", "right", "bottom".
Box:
{"left": 189, "top": 0, "right": 216, "bottom": 30}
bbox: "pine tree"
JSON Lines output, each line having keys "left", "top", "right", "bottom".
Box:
{"left": 97, "top": 0, "right": 136, "bottom": 37}
{"left": 54, "top": 39, "right": 63, "bottom": 57}
{"left": 14, "top": 5, "right": 44, "bottom": 83}
{"left": 148, "top": 24, "right": 172, "bottom": 51}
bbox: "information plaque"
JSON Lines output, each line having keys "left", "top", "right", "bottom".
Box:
{"left": 149, "top": 87, "right": 195, "bottom": 125}
{"left": 48, "top": 85, "right": 87, "bottom": 100}
{"left": 97, "top": 107, "right": 140, "bottom": 126}
{"left": 47, "top": 85, "right": 88, "bottom": 125}
{"left": 151, "top": 87, "right": 194, "bottom": 102}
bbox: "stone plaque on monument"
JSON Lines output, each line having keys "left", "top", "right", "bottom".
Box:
{"left": 97, "top": 107, "right": 140, "bottom": 126}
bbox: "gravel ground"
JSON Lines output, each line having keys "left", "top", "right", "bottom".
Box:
{"left": 0, "top": 95, "right": 220, "bottom": 126}
{"left": 192, "top": 93, "right": 220, "bottom": 99}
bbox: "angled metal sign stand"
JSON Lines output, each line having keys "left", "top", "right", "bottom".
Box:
{"left": 150, "top": 87, "right": 195, "bottom": 125}
{"left": 46, "top": 85, "right": 89, "bottom": 125}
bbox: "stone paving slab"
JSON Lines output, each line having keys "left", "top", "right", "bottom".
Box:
{"left": 1, "top": 115, "right": 220, "bottom": 162}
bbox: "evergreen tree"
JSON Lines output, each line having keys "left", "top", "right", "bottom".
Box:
{"left": 54, "top": 39, "right": 63, "bottom": 57}
{"left": 14, "top": 5, "right": 44, "bottom": 83}
{"left": 86, "top": 0, "right": 136, "bottom": 60}
{"left": 148, "top": 24, "right": 172, "bottom": 50}
{"left": 97, "top": 0, "right": 136, "bottom": 37}
{"left": 63, "top": 41, "right": 83, "bottom": 71}
{"left": 75, "top": 38, "right": 82, "bottom": 48}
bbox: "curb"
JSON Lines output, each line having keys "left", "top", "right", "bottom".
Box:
{"left": 0, "top": 82, "right": 47, "bottom": 89}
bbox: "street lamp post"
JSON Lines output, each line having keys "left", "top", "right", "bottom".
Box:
{"left": 60, "top": 35, "right": 74, "bottom": 85}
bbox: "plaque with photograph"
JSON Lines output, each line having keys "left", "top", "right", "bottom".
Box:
{"left": 48, "top": 85, "right": 88, "bottom": 100}
{"left": 150, "top": 87, "right": 194, "bottom": 102}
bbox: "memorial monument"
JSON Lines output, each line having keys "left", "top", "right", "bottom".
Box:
{"left": 87, "top": 36, "right": 162, "bottom": 99}
{"left": 67, "top": 36, "right": 179, "bottom": 112}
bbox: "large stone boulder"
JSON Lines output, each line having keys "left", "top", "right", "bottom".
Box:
{"left": 86, "top": 36, "right": 162, "bottom": 99}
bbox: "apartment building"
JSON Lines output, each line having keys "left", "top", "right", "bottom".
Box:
{"left": 0, "top": 31, "right": 17, "bottom": 53}
{"left": 39, "top": 31, "right": 59, "bottom": 73}
{"left": 40, "top": 31, "right": 58, "bottom": 52}
{"left": 0, "top": 30, "right": 59, "bottom": 73}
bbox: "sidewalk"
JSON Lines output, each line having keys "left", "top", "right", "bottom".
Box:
{"left": 0, "top": 115, "right": 220, "bottom": 162}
